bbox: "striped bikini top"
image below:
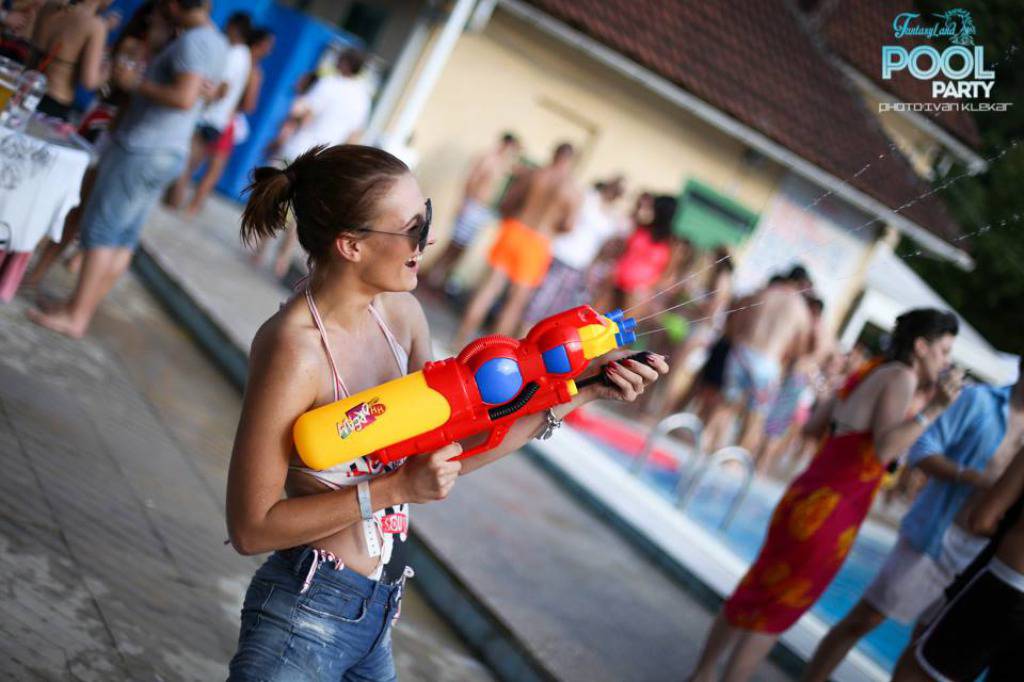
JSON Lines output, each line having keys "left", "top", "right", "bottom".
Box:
{"left": 289, "top": 287, "right": 411, "bottom": 577}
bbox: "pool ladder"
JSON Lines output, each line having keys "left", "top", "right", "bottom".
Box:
{"left": 633, "top": 412, "right": 755, "bottom": 531}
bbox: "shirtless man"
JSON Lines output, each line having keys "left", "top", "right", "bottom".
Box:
{"left": 893, "top": 425, "right": 1024, "bottom": 681}
{"left": 426, "top": 132, "right": 521, "bottom": 290}
{"left": 452, "top": 142, "right": 581, "bottom": 348}
{"left": 803, "top": 356, "right": 1024, "bottom": 682}
{"left": 755, "top": 295, "right": 829, "bottom": 475}
{"left": 703, "top": 265, "right": 814, "bottom": 454}
{"left": 32, "top": 0, "right": 116, "bottom": 120}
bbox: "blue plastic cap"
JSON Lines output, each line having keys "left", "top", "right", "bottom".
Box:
{"left": 615, "top": 329, "right": 637, "bottom": 346}
{"left": 605, "top": 309, "right": 637, "bottom": 346}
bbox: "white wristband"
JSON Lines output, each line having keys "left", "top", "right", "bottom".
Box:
{"left": 357, "top": 481, "right": 373, "bottom": 520}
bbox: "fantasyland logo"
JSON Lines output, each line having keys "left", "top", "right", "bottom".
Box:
{"left": 892, "top": 10, "right": 975, "bottom": 45}
{"left": 880, "top": 9, "right": 1008, "bottom": 110}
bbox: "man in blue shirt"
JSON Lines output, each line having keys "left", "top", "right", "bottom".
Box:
{"left": 802, "top": 357, "right": 1024, "bottom": 682}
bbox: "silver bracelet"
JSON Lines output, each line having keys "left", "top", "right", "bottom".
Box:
{"left": 913, "top": 411, "right": 930, "bottom": 427}
{"left": 536, "top": 408, "right": 563, "bottom": 440}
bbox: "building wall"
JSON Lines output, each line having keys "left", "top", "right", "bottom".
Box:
{"left": 403, "top": 9, "right": 787, "bottom": 264}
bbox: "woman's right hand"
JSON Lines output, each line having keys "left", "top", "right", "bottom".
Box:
{"left": 393, "top": 443, "right": 463, "bottom": 504}
{"left": 929, "top": 367, "right": 964, "bottom": 411}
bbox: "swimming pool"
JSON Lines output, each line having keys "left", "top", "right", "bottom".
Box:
{"left": 579, "top": 430, "right": 908, "bottom": 673}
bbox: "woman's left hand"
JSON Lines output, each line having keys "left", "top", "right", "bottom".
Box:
{"left": 582, "top": 352, "right": 669, "bottom": 403}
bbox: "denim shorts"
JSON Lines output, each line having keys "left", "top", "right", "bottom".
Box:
{"left": 79, "top": 140, "right": 186, "bottom": 250}
{"left": 228, "top": 547, "right": 409, "bottom": 681}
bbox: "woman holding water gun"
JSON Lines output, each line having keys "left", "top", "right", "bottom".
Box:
{"left": 225, "top": 144, "right": 668, "bottom": 680}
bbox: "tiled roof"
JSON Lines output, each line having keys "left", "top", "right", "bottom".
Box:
{"left": 810, "top": 0, "right": 983, "bottom": 150}
{"left": 520, "top": 0, "right": 962, "bottom": 242}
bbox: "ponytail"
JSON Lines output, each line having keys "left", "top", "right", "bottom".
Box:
{"left": 239, "top": 145, "right": 409, "bottom": 266}
{"left": 240, "top": 165, "right": 294, "bottom": 247}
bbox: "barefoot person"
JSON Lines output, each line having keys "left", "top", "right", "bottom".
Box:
{"left": 426, "top": 131, "right": 521, "bottom": 291}
{"left": 802, "top": 357, "right": 1024, "bottom": 682}
{"left": 688, "top": 308, "right": 962, "bottom": 682}
{"left": 24, "top": 0, "right": 174, "bottom": 290}
{"left": 27, "top": 0, "right": 226, "bottom": 338}
{"left": 224, "top": 144, "right": 668, "bottom": 679}
{"left": 452, "top": 142, "right": 581, "bottom": 348}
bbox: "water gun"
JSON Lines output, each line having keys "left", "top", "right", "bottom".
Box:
{"left": 293, "top": 306, "right": 644, "bottom": 469}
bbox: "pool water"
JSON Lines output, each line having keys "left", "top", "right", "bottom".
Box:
{"left": 584, "top": 434, "right": 909, "bottom": 673}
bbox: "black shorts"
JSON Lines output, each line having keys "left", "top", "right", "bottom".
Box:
{"left": 195, "top": 123, "right": 222, "bottom": 144}
{"left": 916, "top": 559, "right": 1024, "bottom": 681}
{"left": 37, "top": 94, "right": 73, "bottom": 121}
{"left": 698, "top": 336, "right": 731, "bottom": 389}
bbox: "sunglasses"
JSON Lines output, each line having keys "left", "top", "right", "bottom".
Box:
{"left": 358, "top": 199, "right": 432, "bottom": 254}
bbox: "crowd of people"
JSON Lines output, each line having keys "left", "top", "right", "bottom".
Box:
{"left": 5, "top": 4, "right": 1024, "bottom": 681}
{"left": 435, "top": 135, "right": 844, "bottom": 479}
{"left": 427, "top": 135, "right": 1024, "bottom": 682}
{"left": 2, "top": 0, "right": 282, "bottom": 336}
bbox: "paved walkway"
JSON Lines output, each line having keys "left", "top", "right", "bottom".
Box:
{"left": 1, "top": 267, "right": 492, "bottom": 680}
{"left": 129, "top": 198, "right": 792, "bottom": 681}
{"left": 1, "top": 294, "right": 258, "bottom": 680}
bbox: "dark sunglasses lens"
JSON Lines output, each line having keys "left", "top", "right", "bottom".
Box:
{"left": 418, "top": 200, "right": 432, "bottom": 252}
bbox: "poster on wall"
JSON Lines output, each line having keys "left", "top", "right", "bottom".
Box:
{"left": 734, "top": 174, "right": 874, "bottom": 326}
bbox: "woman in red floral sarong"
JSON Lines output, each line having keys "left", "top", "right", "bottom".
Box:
{"left": 688, "top": 308, "right": 963, "bottom": 682}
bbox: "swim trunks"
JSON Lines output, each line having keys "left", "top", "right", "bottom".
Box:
{"left": 451, "top": 198, "right": 496, "bottom": 247}
{"left": 722, "top": 343, "right": 781, "bottom": 413}
{"left": 487, "top": 218, "right": 552, "bottom": 288}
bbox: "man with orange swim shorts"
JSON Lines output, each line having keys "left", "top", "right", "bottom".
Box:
{"left": 453, "top": 142, "right": 582, "bottom": 348}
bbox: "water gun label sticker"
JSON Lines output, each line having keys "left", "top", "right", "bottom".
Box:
{"left": 336, "top": 398, "right": 387, "bottom": 439}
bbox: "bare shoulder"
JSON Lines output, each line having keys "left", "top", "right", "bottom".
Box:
{"left": 377, "top": 291, "right": 427, "bottom": 337}
{"left": 249, "top": 302, "right": 322, "bottom": 381}
{"left": 869, "top": 362, "right": 914, "bottom": 396}
{"left": 88, "top": 13, "right": 108, "bottom": 36}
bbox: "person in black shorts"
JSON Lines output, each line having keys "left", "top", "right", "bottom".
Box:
{"left": 893, "top": 444, "right": 1024, "bottom": 682}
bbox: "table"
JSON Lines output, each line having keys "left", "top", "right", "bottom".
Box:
{"left": 0, "top": 115, "right": 92, "bottom": 301}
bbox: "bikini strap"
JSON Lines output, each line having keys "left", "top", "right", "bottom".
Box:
{"left": 368, "top": 300, "right": 408, "bottom": 374}
{"left": 304, "top": 287, "right": 349, "bottom": 400}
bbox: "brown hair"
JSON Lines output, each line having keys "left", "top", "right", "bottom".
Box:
{"left": 241, "top": 145, "right": 409, "bottom": 267}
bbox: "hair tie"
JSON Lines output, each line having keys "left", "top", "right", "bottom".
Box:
{"left": 284, "top": 167, "right": 297, "bottom": 187}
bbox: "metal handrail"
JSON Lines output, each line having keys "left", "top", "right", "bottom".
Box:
{"left": 675, "top": 445, "right": 755, "bottom": 531}
{"left": 630, "top": 411, "right": 703, "bottom": 475}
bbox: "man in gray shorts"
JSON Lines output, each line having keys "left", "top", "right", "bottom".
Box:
{"left": 29, "top": 0, "right": 227, "bottom": 339}
{"left": 802, "top": 359, "right": 1024, "bottom": 682}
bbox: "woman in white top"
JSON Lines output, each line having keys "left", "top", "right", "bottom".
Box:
{"left": 225, "top": 144, "right": 668, "bottom": 680}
